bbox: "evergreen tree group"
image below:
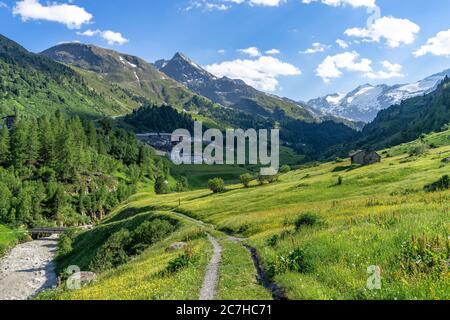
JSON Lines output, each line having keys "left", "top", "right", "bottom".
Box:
{"left": 0, "top": 112, "right": 168, "bottom": 228}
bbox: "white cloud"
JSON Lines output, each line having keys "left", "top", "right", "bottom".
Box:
{"left": 316, "top": 51, "right": 372, "bottom": 82}
{"left": 186, "top": 0, "right": 284, "bottom": 11}
{"left": 316, "top": 52, "right": 405, "bottom": 82}
{"left": 300, "top": 42, "right": 329, "bottom": 54}
{"left": 77, "top": 29, "right": 129, "bottom": 46}
{"left": 336, "top": 39, "right": 349, "bottom": 48}
{"left": 301, "top": 0, "right": 376, "bottom": 8}
{"left": 205, "top": 56, "right": 301, "bottom": 91}
{"left": 249, "top": 0, "right": 284, "bottom": 5}
{"left": 0, "top": 2, "right": 8, "bottom": 9}
{"left": 238, "top": 46, "right": 261, "bottom": 57}
{"left": 365, "top": 60, "right": 405, "bottom": 79}
{"left": 218, "top": 49, "right": 226, "bottom": 54}
{"left": 414, "top": 29, "right": 450, "bottom": 57}
{"left": 265, "top": 49, "right": 280, "bottom": 55}
{"left": 13, "top": 0, "right": 92, "bottom": 29}
{"left": 345, "top": 16, "right": 420, "bottom": 48}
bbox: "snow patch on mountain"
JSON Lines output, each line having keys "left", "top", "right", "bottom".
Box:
{"left": 308, "top": 69, "right": 450, "bottom": 123}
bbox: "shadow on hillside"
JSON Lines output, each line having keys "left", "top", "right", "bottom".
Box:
{"left": 106, "top": 206, "right": 156, "bottom": 224}
{"left": 332, "top": 164, "right": 361, "bottom": 172}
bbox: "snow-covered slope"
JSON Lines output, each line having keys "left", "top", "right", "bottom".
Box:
{"left": 308, "top": 69, "right": 450, "bottom": 122}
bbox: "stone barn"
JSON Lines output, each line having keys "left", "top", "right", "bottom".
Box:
{"left": 350, "top": 150, "right": 381, "bottom": 165}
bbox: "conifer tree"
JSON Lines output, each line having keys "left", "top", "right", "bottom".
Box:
{"left": 0, "top": 125, "right": 10, "bottom": 166}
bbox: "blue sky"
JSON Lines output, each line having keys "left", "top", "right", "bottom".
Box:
{"left": 1, "top": 0, "right": 449, "bottom": 100}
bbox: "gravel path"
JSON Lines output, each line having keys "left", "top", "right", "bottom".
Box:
{"left": 0, "top": 236, "right": 58, "bottom": 300}
{"left": 199, "top": 234, "right": 222, "bottom": 300}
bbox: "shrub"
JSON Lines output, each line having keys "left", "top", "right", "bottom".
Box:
{"left": 165, "top": 247, "right": 194, "bottom": 274}
{"left": 57, "top": 234, "right": 73, "bottom": 258}
{"left": 424, "top": 175, "right": 450, "bottom": 192}
{"left": 175, "top": 177, "right": 189, "bottom": 192}
{"left": 266, "top": 235, "right": 279, "bottom": 247}
{"left": 409, "top": 143, "right": 428, "bottom": 156}
{"left": 239, "top": 173, "right": 253, "bottom": 188}
{"left": 154, "top": 175, "right": 170, "bottom": 195}
{"left": 280, "top": 165, "right": 291, "bottom": 173}
{"left": 208, "top": 178, "right": 225, "bottom": 193}
{"left": 89, "top": 229, "right": 132, "bottom": 272}
{"left": 258, "top": 174, "right": 279, "bottom": 185}
{"left": 337, "top": 176, "right": 343, "bottom": 186}
{"left": 295, "top": 213, "right": 322, "bottom": 231}
{"left": 130, "top": 219, "right": 175, "bottom": 254}
{"left": 267, "top": 248, "right": 308, "bottom": 277}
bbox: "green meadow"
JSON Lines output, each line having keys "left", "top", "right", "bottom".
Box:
{"left": 0, "top": 224, "right": 25, "bottom": 257}
{"left": 45, "top": 129, "right": 450, "bottom": 300}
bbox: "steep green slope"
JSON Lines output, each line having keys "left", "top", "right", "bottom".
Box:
{"left": 0, "top": 35, "right": 130, "bottom": 118}
{"left": 41, "top": 43, "right": 195, "bottom": 109}
{"left": 357, "top": 77, "right": 450, "bottom": 149}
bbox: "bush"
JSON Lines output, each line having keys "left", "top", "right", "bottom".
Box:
{"left": 89, "top": 229, "right": 132, "bottom": 272}
{"left": 165, "top": 247, "right": 194, "bottom": 274}
{"left": 57, "top": 234, "right": 73, "bottom": 258}
{"left": 424, "top": 175, "right": 450, "bottom": 192}
{"left": 266, "top": 235, "right": 279, "bottom": 247}
{"left": 239, "top": 173, "right": 253, "bottom": 188}
{"left": 208, "top": 178, "right": 225, "bottom": 193}
{"left": 130, "top": 219, "right": 175, "bottom": 254}
{"left": 267, "top": 248, "right": 308, "bottom": 277}
{"left": 409, "top": 143, "right": 428, "bottom": 156}
{"left": 175, "top": 177, "right": 189, "bottom": 192}
{"left": 258, "top": 174, "right": 279, "bottom": 185}
{"left": 295, "top": 213, "right": 322, "bottom": 231}
{"left": 337, "top": 176, "right": 343, "bottom": 185}
{"left": 280, "top": 165, "right": 291, "bottom": 173}
{"left": 154, "top": 175, "right": 170, "bottom": 195}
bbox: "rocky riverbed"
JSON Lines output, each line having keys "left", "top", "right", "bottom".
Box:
{"left": 0, "top": 236, "right": 58, "bottom": 300}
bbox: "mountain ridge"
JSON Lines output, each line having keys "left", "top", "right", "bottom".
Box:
{"left": 308, "top": 69, "right": 450, "bottom": 122}
{"left": 154, "top": 52, "right": 316, "bottom": 121}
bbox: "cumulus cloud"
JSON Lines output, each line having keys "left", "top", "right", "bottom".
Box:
{"left": 238, "top": 46, "right": 261, "bottom": 57}
{"left": 301, "top": 0, "right": 376, "bottom": 8}
{"left": 316, "top": 51, "right": 404, "bottom": 82}
{"left": 300, "top": 42, "right": 329, "bottom": 54}
{"left": 414, "top": 29, "right": 450, "bottom": 57}
{"left": 205, "top": 56, "right": 301, "bottom": 91}
{"left": 13, "top": 0, "right": 92, "bottom": 29}
{"left": 345, "top": 16, "right": 420, "bottom": 48}
{"left": 316, "top": 51, "right": 372, "bottom": 82}
{"left": 365, "top": 60, "right": 404, "bottom": 79}
{"left": 77, "top": 29, "right": 129, "bottom": 45}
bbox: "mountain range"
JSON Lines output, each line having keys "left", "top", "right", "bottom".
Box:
{"left": 155, "top": 52, "right": 315, "bottom": 121}
{"left": 2, "top": 32, "right": 450, "bottom": 161}
{"left": 308, "top": 69, "right": 450, "bottom": 123}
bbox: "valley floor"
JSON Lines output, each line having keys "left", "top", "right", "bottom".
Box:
{"left": 40, "top": 130, "right": 450, "bottom": 300}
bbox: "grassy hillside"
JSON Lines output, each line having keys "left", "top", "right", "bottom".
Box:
{"left": 40, "top": 204, "right": 269, "bottom": 300}
{"left": 0, "top": 34, "right": 133, "bottom": 118}
{"left": 43, "top": 128, "right": 450, "bottom": 300}
{"left": 41, "top": 43, "right": 195, "bottom": 110}
{"left": 0, "top": 224, "right": 25, "bottom": 257}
